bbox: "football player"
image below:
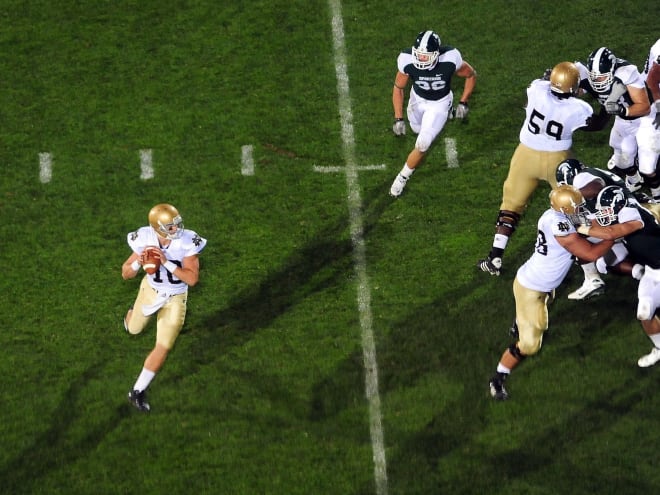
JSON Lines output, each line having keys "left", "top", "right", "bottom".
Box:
{"left": 478, "top": 62, "right": 608, "bottom": 276}
{"left": 577, "top": 186, "right": 660, "bottom": 368}
{"left": 488, "top": 185, "right": 615, "bottom": 400}
{"left": 389, "top": 30, "right": 476, "bottom": 197}
{"left": 575, "top": 47, "right": 650, "bottom": 191}
{"left": 635, "top": 39, "right": 660, "bottom": 198}
{"left": 555, "top": 159, "right": 651, "bottom": 299}
{"left": 121, "top": 203, "right": 207, "bottom": 412}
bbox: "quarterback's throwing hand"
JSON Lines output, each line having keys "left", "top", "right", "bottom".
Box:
{"left": 454, "top": 102, "right": 469, "bottom": 119}
{"left": 392, "top": 118, "right": 406, "bottom": 136}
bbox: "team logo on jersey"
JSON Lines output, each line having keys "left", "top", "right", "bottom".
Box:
{"left": 130, "top": 231, "right": 138, "bottom": 241}
{"left": 192, "top": 234, "right": 203, "bottom": 246}
{"left": 557, "top": 221, "right": 572, "bottom": 233}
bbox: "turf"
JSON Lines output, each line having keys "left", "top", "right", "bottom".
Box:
{"left": 1, "top": 1, "right": 659, "bottom": 494}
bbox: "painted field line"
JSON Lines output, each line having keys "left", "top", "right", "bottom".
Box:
{"left": 139, "top": 149, "right": 154, "bottom": 180}
{"left": 328, "top": 2, "right": 388, "bottom": 495}
{"left": 241, "top": 144, "right": 255, "bottom": 176}
{"left": 39, "top": 152, "right": 52, "bottom": 183}
{"left": 314, "top": 164, "right": 386, "bottom": 174}
{"left": 445, "top": 137, "right": 458, "bottom": 168}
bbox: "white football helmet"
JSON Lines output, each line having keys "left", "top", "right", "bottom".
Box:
{"left": 412, "top": 31, "right": 441, "bottom": 70}
{"left": 587, "top": 47, "right": 617, "bottom": 93}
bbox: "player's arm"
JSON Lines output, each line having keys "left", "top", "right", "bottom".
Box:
{"left": 555, "top": 233, "right": 614, "bottom": 261}
{"left": 455, "top": 61, "right": 477, "bottom": 104}
{"left": 577, "top": 219, "right": 644, "bottom": 240}
{"left": 122, "top": 252, "right": 142, "bottom": 280}
{"left": 392, "top": 71, "right": 408, "bottom": 119}
{"left": 625, "top": 84, "right": 651, "bottom": 117}
{"left": 162, "top": 254, "right": 200, "bottom": 286}
{"left": 581, "top": 105, "right": 611, "bottom": 131}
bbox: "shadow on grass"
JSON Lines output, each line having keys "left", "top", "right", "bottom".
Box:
{"left": 0, "top": 363, "right": 131, "bottom": 494}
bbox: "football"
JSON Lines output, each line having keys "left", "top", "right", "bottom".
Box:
{"left": 142, "top": 247, "right": 161, "bottom": 275}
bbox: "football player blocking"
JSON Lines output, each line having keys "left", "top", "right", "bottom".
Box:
{"left": 389, "top": 30, "right": 476, "bottom": 197}
{"left": 478, "top": 59, "right": 612, "bottom": 277}
{"left": 121, "top": 203, "right": 207, "bottom": 412}
{"left": 488, "top": 186, "right": 616, "bottom": 400}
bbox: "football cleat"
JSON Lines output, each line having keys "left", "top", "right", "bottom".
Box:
{"left": 638, "top": 347, "right": 660, "bottom": 368}
{"left": 389, "top": 173, "right": 408, "bottom": 197}
{"left": 477, "top": 256, "right": 502, "bottom": 276}
{"left": 489, "top": 374, "right": 509, "bottom": 400}
{"left": 567, "top": 278, "right": 605, "bottom": 300}
{"left": 128, "top": 389, "right": 151, "bottom": 412}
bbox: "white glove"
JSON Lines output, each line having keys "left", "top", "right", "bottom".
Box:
{"left": 605, "top": 101, "right": 627, "bottom": 117}
{"left": 392, "top": 119, "right": 406, "bottom": 136}
{"left": 632, "top": 264, "right": 645, "bottom": 280}
{"left": 577, "top": 224, "right": 591, "bottom": 236}
{"left": 654, "top": 100, "right": 660, "bottom": 130}
{"left": 454, "top": 102, "right": 469, "bottom": 119}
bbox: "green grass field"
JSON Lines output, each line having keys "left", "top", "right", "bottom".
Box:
{"left": 1, "top": 1, "right": 659, "bottom": 494}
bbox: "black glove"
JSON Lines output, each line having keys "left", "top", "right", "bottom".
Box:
{"left": 542, "top": 68, "right": 552, "bottom": 81}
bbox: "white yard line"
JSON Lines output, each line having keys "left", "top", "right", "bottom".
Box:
{"left": 313, "top": 164, "right": 386, "bottom": 174}
{"left": 139, "top": 149, "right": 154, "bottom": 180}
{"left": 241, "top": 144, "right": 255, "bottom": 176}
{"left": 328, "top": 2, "right": 388, "bottom": 494}
{"left": 445, "top": 137, "right": 459, "bottom": 168}
{"left": 38, "top": 152, "right": 52, "bottom": 183}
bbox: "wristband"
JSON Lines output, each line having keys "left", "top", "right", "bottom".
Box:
{"left": 130, "top": 260, "right": 141, "bottom": 271}
{"left": 655, "top": 100, "right": 660, "bottom": 112}
{"left": 459, "top": 101, "right": 468, "bottom": 106}
{"left": 164, "top": 261, "right": 178, "bottom": 273}
{"left": 395, "top": 117, "right": 404, "bottom": 121}
{"left": 577, "top": 225, "right": 591, "bottom": 236}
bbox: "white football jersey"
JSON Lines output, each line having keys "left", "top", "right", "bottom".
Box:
{"left": 516, "top": 208, "right": 577, "bottom": 292}
{"left": 127, "top": 226, "right": 207, "bottom": 295}
{"left": 642, "top": 38, "right": 660, "bottom": 79}
{"left": 519, "top": 79, "right": 594, "bottom": 151}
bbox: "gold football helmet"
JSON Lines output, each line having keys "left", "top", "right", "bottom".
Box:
{"left": 550, "top": 185, "right": 588, "bottom": 225}
{"left": 148, "top": 203, "right": 184, "bottom": 239}
{"left": 549, "top": 61, "right": 580, "bottom": 96}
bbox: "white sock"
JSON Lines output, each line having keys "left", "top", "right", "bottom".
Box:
{"left": 399, "top": 164, "right": 415, "bottom": 178}
{"left": 496, "top": 363, "right": 511, "bottom": 374}
{"left": 581, "top": 262, "right": 601, "bottom": 281}
{"left": 649, "top": 334, "right": 660, "bottom": 349}
{"left": 133, "top": 368, "right": 156, "bottom": 392}
{"left": 493, "top": 234, "right": 509, "bottom": 251}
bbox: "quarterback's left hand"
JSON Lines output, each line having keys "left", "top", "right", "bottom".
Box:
{"left": 454, "top": 102, "right": 469, "bottom": 119}
{"left": 605, "top": 101, "right": 627, "bottom": 117}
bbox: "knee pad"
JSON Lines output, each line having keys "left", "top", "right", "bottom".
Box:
{"left": 415, "top": 133, "right": 433, "bottom": 153}
{"left": 638, "top": 297, "right": 654, "bottom": 321}
{"left": 496, "top": 210, "right": 521, "bottom": 233}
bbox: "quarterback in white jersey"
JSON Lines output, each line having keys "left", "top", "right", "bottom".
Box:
{"left": 121, "top": 203, "right": 207, "bottom": 412}
{"left": 488, "top": 186, "right": 615, "bottom": 400}
{"left": 636, "top": 38, "right": 660, "bottom": 198}
{"left": 478, "top": 62, "right": 608, "bottom": 277}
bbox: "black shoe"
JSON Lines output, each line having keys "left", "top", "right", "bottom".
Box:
{"left": 489, "top": 374, "right": 509, "bottom": 401}
{"left": 128, "top": 389, "right": 151, "bottom": 412}
{"left": 477, "top": 256, "right": 502, "bottom": 276}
